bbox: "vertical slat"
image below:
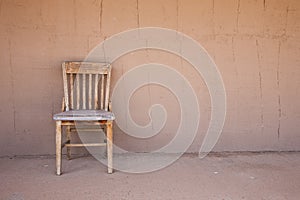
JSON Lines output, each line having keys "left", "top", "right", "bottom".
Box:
{"left": 94, "top": 74, "right": 99, "bottom": 109}
{"left": 62, "top": 63, "right": 69, "bottom": 111}
{"left": 82, "top": 74, "right": 86, "bottom": 109}
{"left": 104, "top": 65, "right": 112, "bottom": 111}
{"left": 100, "top": 74, "right": 105, "bottom": 109}
{"left": 76, "top": 74, "right": 80, "bottom": 109}
{"left": 70, "top": 74, "right": 74, "bottom": 109}
{"left": 88, "top": 74, "right": 92, "bottom": 109}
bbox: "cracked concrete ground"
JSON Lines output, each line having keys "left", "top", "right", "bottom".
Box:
{"left": 0, "top": 153, "right": 299, "bottom": 200}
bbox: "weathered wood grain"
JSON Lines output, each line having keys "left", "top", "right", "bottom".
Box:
{"left": 53, "top": 62, "right": 114, "bottom": 175}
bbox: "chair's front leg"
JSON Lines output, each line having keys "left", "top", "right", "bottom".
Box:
{"left": 106, "top": 121, "right": 113, "bottom": 174}
{"left": 56, "top": 121, "right": 62, "bottom": 175}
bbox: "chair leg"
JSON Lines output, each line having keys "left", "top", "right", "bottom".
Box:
{"left": 106, "top": 121, "right": 113, "bottom": 174}
{"left": 66, "top": 125, "right": 71, "bottom": 160}
{"left": 56, "top": 121, "right": 62, "bottom": 175}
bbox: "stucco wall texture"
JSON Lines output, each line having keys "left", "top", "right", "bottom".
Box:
{"left": 0, "top": 0, "right": 299, "bottom": 156}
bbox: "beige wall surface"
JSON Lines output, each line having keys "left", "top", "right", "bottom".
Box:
{"left": 0, "top": 0, "right": 299, "bottom": 156}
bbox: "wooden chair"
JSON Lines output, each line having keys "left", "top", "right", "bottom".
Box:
{"left": 53, "top": 61, "right": 115, "bottom": 175}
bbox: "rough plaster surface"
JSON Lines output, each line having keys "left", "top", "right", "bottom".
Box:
{"left": 0, "top": 153, "right": 300, "bottom": 199}
{"left": 0, "top": 0, "right": 299, "bottom": 156}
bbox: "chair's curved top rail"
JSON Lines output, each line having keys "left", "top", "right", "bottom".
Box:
{"left": 64, "top": 61, "right": 111, "bottom": 74}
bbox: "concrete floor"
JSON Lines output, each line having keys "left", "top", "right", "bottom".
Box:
{"left": 0, "top": 153, "right": 299, "bottom": 200}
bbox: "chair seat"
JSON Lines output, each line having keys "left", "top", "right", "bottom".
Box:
{"left": 53, "top": 109, "right": 115, "bottom": 121}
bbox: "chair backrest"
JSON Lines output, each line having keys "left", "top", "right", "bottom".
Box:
{"left": 62, "top": 61, "right": 112, "bottom": 111}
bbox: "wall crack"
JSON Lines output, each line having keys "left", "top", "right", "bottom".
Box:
{"left": 8, "top": 38, "right": 16, "bottom": 133}
{"left": 236, "top": 0, "right": 241, "bottom": 33}
{"left": 277, "top": 41, "right": 282, "bottom": 140}
{"left": 136, "top": 0, "right": 140, "bottom": 28}
{"left": 255, "top": 39, "right": 264, "bottom": 134}
{"left": 100, "top": 0, "right": 103, "bottom": 34}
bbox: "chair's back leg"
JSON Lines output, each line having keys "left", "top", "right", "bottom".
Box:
{"left": 66, "top": 125, "right": 71, "bottom": 160}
